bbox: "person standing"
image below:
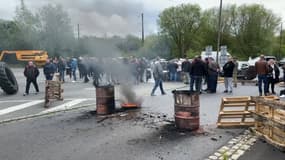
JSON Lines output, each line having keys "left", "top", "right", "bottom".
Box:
{"left": 233, "top": 57, "right": 239, "bottom": 88}
{"left": 190, "top": 56, "right": 207, "bottom": 93}
{"left": 223, "top": 57, "right": 235, "bottom": 93}
{"left": 282, "top": 63, "right": 285, "bottom": 85}
{"left": 181, "top": 56, "right": 191, "bottom": 84}
{"left": 207, "top": 57, "right": 220, "bottom": 93}
{"left": 58, "top": 57, "right": 66, "bottom": 82}
{"left": 168, "top": 61, "right": 178, "bottom": 81}
{"left": 267, "top": 59, "right": 279, "bottom": 94}
{"left": 71, "top": 57, "right": 78, "bottom": 82}
{"left": 151, "top": 58, "right": 166, "bottom": 96}
{"left": 255, "top": 55, "right": 269, "bottom": 96}
{"left": 43, "top": 59, "right": 56, "bottom": 80}
{"left": 23, "top": 61, "right": 39, "bottom": 96}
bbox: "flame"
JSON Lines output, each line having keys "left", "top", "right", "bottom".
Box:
{"left": 121, "top": 103, "right": 140, "bottom": 108}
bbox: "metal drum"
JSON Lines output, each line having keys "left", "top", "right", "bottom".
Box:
{"left": 173, "top": 90, "right": 200, "bottom": 130}
{"left": 96, "top": 85, "right": 115, "bottom": 115}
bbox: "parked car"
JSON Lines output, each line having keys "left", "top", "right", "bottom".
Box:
{"left": 248, "top": 56, "right": 276, "bottom": 66}
{"left": 278, "top": 58, "right": 285, "bottom": 66}
{"left": 237, "top": 61, "right": 250, "bottom": 79}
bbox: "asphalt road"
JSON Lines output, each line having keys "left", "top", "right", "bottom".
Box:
{"left": 0, "top": 68, "right": 284, "bottom": 160}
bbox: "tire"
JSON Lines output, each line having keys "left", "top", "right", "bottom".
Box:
{"left": 0, "top": 62, "right": 18, "bottom": 94}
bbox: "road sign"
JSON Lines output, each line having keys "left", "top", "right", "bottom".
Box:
{"left": 205, "top": 46, "right": 212, "bottom": 56}
{"left": 219, "top": 45, "right": 228, "bottom": 67}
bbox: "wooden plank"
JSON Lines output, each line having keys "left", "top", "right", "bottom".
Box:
{"left": 220, "top": 111, "right": 252, "bottom": 115}
{"left": 223, "top": 97, "right": 250, "bottom": 102}
{"left": 220, "top": 115, "right": 254, "bottom": 118}
{"left": 217, "top": 122, "right": 254, "bottom": 128}
{"left": 223, "top": 103, "right": 254, "bottom": 107}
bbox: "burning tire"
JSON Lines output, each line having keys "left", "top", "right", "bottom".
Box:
{"left": 0, "top": 62, "right": 18, "bottom": 94}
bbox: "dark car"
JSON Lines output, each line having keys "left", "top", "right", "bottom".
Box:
{"left": 278, "top": 58, "right": 285, "bottom": 66}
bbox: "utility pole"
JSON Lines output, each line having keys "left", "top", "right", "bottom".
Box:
{"left": 141, "top": 13, "right": 144, "bottom": 45}
{"left": 279, "top": 23, "right": 283, "bottom": 60}
{"left": 77, "top": 24, "right": 80, "bottom": 40}
{"left": 216, "top": 0, "right": 223, "bottom": 64}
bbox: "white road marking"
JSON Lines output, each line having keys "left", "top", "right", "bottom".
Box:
{"left": 84, "top": 88, "right": 95, "bottom": 91}
{"left": 41, "top": 99, "right": 87, "bottom": 114}
{"left": 0, "top": 100, "right": 44, "bottom": 116}
{"left": 0, "top": 100, "right": 33, "bottom": 103}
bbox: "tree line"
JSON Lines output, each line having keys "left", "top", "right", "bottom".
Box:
{"left": 158, "top": 3, "right": 284, "bottom": 60}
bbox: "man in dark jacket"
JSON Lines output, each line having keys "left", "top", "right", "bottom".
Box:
{"left": 43, "top": 59, "right": 56, "bottom": 80}
{"left": 167, "top": 61, "right": 178, "bottom": 81}
{"left": 58, "top": 57, "right": 66, "bottom": 82}
{"left": 190, "top": 56, "right": 207, "bottom": 93}
{"left": 181, "top": 57, "right": 191, "bottom": 84}
{"left": 23, "top": 61, "right": 39, "bottom": 96}
{"left": 207, "top": 57, "right": 220, "bottom": 93}
{"left": 223, "top": 57, "right": 235, "bottom": 93}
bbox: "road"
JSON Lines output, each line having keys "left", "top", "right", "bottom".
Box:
{"left": 0, "top": 68, "right": 284, "bottom": 160}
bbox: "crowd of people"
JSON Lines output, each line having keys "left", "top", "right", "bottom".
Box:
{"left": 22, "top": 56, "right": 151, "bottom": 96}
{"left": 154, "top": 54, "right": 284, "bottom": 96}
{"left": 22, "top": 54, "right": 284, "bottom": 97}
{"left": 255, "top": 55, "right": 280, "bottom": 96}
{"left": 153, "top": 55, "right": 238, "bottom": 95}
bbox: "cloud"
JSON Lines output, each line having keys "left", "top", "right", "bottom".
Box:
{"left": 0, "top": 0, "right": 285, "bottom": 37}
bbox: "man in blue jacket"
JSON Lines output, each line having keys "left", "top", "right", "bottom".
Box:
{"left": 43, "top": 59, "right": 56, "bottom": 80}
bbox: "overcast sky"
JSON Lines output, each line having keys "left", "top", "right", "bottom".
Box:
{"left": 0, "top": 0, "right": 284, "bottom": 37}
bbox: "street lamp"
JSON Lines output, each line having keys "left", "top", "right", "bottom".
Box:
{"left": 279, "top": 22, "right": 283, "bottom": 60}
{"left": 216, "top": 0, "right": 223, "bottom": 64}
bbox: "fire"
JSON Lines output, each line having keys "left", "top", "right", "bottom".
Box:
{"left": 121, "top": 102, "right": 140, "bottom": 108}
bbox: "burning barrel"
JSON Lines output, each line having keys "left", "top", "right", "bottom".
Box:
{"left": 96, "top": 85, "right": 115, "bottom": 115}
{"left": 173, "top": 90, "right": 200, "bottom": 130}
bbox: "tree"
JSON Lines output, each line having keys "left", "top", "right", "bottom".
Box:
{"left": 230, "top": 4, "right": 281, "bottom": 58}
{"left": 37, "top": 4, "right": 75, "bottom": 56}
{"left": 158, "top": 4, "right": 202, "bottom": 58}
{"left": 0, "top": 20, "right": 21, "bottom": 50}
{"left": 138, "top": 34, "right": 171, "bottom": 59}
{"left": 116, "top": 35, "right": 141, "bottom": 54}
{"left": 14, "top": 0, "right": 40, "bottom": 49}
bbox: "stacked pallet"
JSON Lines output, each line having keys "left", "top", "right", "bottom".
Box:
{"left": 217, "top": 96, "right": 255, "bottom": 128}
{"left": 251, "top": 97, "right": 285, "bottom": 151}
{"left": 45, "top": 80, "right": 63, "bottom": 107}
{"left": 217, "top": 96, "right": 278, "bottom": 128}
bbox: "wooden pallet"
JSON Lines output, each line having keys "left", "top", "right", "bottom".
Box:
{"left": 45, "top": 80, "right": 64, "bottom": 108}
{"left": 217, "top": 96, "right": 255, "bottom": 128}
{"left": 251, "top": 97, "right": 285, "bottom": 151}
{"left": 217, "top": 96, "right": 279, "bottom": 128}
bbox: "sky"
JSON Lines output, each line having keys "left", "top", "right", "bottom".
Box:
{"left": 0, "top": 0, "right": 284, "bottom": 37}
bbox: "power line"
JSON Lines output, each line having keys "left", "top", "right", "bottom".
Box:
{"left": 141, "top": 13, "right": 144, "bottom": 45}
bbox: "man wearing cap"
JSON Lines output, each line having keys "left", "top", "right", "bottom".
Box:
{"left": 255, "top": 55, "right": 269, "bottom": 96}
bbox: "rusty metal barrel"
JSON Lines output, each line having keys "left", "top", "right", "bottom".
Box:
{"left": 96, "top": 85, "right": 115, "bottom": 115}
{"left": 173, "top": 90, "right": 200, "bottom": 130}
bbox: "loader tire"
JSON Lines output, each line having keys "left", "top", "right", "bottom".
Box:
{"left": 0, "top": 62, "right": 18, "bottom": 94}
